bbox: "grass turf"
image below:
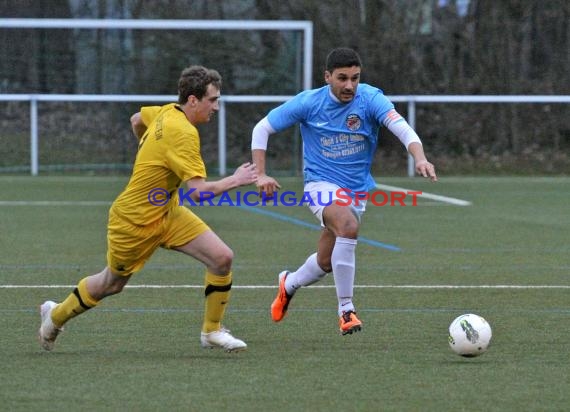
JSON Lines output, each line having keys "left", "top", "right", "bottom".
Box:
{"left": 0, "top": 176, "right": 568, "bottom": 411}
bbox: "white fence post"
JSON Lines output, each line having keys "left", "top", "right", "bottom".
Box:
{"left": 407, "top": 99, "right": 416, "bottom": 178}
{"left": 30, "top": 97, "right": 39, "bottom": 176}
{"left": 218, "top": 100, "right": 227, "bottom": 176}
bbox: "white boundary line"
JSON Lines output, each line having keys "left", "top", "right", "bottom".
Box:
{"left": 1, "top": 284, "right": 569, "bottom": 289}
{"left": 375, "top": 183, "right": 472, "bottom": 206}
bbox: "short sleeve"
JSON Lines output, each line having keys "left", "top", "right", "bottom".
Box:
{"left": 369, "top": 91, "right": 394, "bottom": 124}
{"left": 165, "top": 129, "right": 207, "bottom": 182}
{"left": 140, "top": 106, "right": 163, "bottom": 126}
{"left": 267, "top": 92, "right": 309, "bottom": 132}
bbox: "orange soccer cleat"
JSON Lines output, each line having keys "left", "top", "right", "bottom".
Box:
{"left": 270, "top": 271, "right": 293, "bottom": 322}
{"left": 339, "top": 310, "right": 362, "bottom": 335}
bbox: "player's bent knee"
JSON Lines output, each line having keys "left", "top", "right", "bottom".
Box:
{"left": 317, "top": 257, "right": 332, "bottom": 273}
{"left": 107, "top": 280, "right": 128, "bottom": 295}
{"left": 210, "top": 248, "right": 233, "bottom": 274}
{"left": 336, "top": 220, "right": 359, "bottom": 239}
{"left": 216, "top": 255, "right": 233, "bottom": 274}
{"left": 100, "top": 268, "right": 131, "bottom": 297}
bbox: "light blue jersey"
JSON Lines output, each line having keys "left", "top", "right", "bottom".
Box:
{"left": 267, "top": 83, "right": 394, "bottom": 194}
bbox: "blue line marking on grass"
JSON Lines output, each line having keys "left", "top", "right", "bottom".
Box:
{"left": 238, "top": 205, "right": 401, "bottom": 251}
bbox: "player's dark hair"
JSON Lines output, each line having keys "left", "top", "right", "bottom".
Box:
{"left": 178, "top": 65, "right": 222, "bottom": 104}
{"left": 325, "top": 48, "right": 362, "bottom": 73}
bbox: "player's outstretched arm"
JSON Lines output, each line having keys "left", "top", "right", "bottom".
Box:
{"left": 382, "top": 110, "right": 436, "bottom": 182}
{"left": 184, "top": 162, "right": 258, "bottom": 202}
{"left": 408, "top": 142, "right": 438, "bottom": 182}
{"left": 252, "top": 149, "right": 281, "bottom": 197}
{"left": 251, "top": 116, "right": 281, "bottom": 197}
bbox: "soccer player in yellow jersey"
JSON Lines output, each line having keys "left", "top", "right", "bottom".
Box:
{"left": 39, "top": 65, "right": 257, "bottom": 352}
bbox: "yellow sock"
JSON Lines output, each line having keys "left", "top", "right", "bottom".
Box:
{"left": 202, "top": 271, "right": 232, "bottom": 333}
{"left": 51, "top": 277, "right": 99, "bottom": 327}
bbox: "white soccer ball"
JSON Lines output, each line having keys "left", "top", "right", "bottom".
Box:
{"left": 448, "top": 313, "right": 492, "bottom": 357}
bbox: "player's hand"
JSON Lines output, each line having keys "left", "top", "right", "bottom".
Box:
{"left": 256, "top": 174, "right": 281, "bottom": 198}
{"left": 415, "top": 160, "right": 438, "bottom": 182}
{"left": 233, "top": 162, "right": 258, "bottom": 186}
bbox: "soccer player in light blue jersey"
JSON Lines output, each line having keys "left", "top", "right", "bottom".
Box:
{"left": 251, "top": 47, "right": 437, "bottom": 335}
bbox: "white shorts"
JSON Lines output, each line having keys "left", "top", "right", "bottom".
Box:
{"left": 304, "top": 181, "right": 366, "bottom": 226}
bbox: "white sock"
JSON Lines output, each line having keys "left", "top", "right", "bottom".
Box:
{"left": 285, "top": 253, "right": 327, "bottom": 295}
{"left": 332, "top": 237, "right": 357, "bottom": 316}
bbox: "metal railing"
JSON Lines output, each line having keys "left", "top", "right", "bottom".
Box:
{"left": 0, "top": 94, "right": 569, "bottom": 176}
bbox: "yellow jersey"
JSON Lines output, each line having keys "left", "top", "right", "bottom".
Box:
{"left": 111, "top": 103, "right": 207, "bottom": 225}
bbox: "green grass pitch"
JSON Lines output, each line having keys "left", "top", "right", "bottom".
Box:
{"left": 0, "top": 176, "right": 568, "bottom": 411}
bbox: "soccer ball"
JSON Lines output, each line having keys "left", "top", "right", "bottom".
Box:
{"left": 448, "top": 314, "right": 492, "bottom": 357}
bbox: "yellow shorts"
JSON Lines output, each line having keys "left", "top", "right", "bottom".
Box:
{"left": 106, "top": 206, "right": 210, "bottom": 275}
